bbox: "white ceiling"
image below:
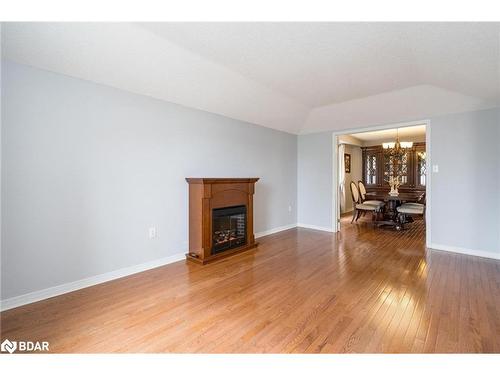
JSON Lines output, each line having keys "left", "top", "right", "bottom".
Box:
{"left": 349, "top": 124, "right": 426, "bottom": 142}
{"left": 2, "top": 22, "right": 499, "bottom": 134}
{"left": 139, "top": 22, "right": 500, "bottom": 107}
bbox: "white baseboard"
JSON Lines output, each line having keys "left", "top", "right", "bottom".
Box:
{"left": 429, "top": 243, "right": 500, "bottom": 260}
{"left": 255, "top": 223, "right": 297, "bottom": 238}
{"left": 297, "top": 223, "right": 334, "bottom": 233}
{"left": 0, "top": 252, "right": 186, "bottom": 312}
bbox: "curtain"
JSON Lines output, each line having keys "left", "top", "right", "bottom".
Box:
{"left": 339, "top": 144, "right": 346, "bottom": 213}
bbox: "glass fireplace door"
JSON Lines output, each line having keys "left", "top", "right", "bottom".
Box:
{"left": 212, "top": 205, "right": 247, "bottom": 254}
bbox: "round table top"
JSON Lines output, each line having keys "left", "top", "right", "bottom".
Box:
{"left": 365, "top": 191, "right": 423, "bottom": 202}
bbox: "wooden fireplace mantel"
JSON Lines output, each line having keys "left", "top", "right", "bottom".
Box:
{"left": 185, "top": 177, "right": 259, "bottom": 264}
{"left": 185, "top": 178, "right": 259, "bottom": 184}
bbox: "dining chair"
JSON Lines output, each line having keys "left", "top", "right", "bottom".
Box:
{"left": 350, "top": 181, "right": 382, "bottom": 223}
{"left": 357, "top": 180, "right": 385, "bottom": 209}
{"left": 396, "top": 192, "right": 426, "bottom": 229}
{"left": 403, "top": 192, "right": 426, "bottom": 208}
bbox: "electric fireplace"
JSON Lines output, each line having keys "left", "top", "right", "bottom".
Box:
{"left": 185, "top": 178, "right": 259, "bottom": 264}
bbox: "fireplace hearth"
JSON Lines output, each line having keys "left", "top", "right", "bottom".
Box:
{"left": 185, "top": 178, "right": 259, "bottom": 264}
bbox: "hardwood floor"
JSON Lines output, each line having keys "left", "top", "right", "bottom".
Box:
{"left": 2, "top": 217, "right": 500, "bottom": 353}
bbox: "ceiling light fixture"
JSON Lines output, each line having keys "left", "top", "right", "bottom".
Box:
{"left": 382, "top": 128, "right": 413, "bottom": 158}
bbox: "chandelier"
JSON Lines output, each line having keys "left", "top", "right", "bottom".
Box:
{"left": 382, "top": 128, "right": 413, "bottom": 158}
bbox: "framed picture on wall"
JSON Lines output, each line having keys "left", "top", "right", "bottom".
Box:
{"left": 344, "top": 153, "right": 351, "bottom": 173}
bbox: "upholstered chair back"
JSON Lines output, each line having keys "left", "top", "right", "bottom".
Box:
{"left": 350, "top": 181, "right": 360, "bottom": 203}
{"left": 358, "top": 181, "right": 367, "bottom": 201}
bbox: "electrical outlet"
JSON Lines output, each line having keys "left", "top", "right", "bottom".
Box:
{"left": 432, "top": 165, "right": 439, "bottom": 173}
{"left": 288, "top": 205, "right": 292, "bottom": 213}
{"left": 148, "top": 227, "right": 157, "bottom": 239}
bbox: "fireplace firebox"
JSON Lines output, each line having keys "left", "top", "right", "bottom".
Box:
{"left": 212, "top": 205, "right": 247, "bottom": 254}
{"left": 185, "top": 178, "right": 259, "bottom": 264}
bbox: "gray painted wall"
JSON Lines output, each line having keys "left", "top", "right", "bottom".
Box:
{"left": 297, "top": 107, "right": 500, "bottom": 257}
{"left": 1, "top": 61, "right": 297, "bottom": 299}
{"left": 297, "top": 132, "right": 333, "bottom": 229}
{"left": 430, "top": 108, "right": 499, "bottom": 254}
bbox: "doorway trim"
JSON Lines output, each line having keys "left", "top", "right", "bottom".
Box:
{"left": 332, "top": 119, "right": 432, "bottom": 247}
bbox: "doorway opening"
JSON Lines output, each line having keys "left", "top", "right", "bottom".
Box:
{"left": 333, "top": 121, "right": 431, "bottom": 246}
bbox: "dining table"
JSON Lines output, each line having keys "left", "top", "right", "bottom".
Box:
{"left": 364, "top": 191, "right": 424, "bottom": 229}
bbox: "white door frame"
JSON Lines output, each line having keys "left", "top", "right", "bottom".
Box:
{"left": 332, "top": 119, "right": 432, "bottom": 247}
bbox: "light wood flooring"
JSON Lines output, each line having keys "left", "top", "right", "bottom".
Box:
{"left": 1, "top": 216, "right": 500, "bottom": 353}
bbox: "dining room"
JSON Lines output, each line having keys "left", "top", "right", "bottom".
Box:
{"left": 338, "top": 124, "right": 427, "bottom": 232}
